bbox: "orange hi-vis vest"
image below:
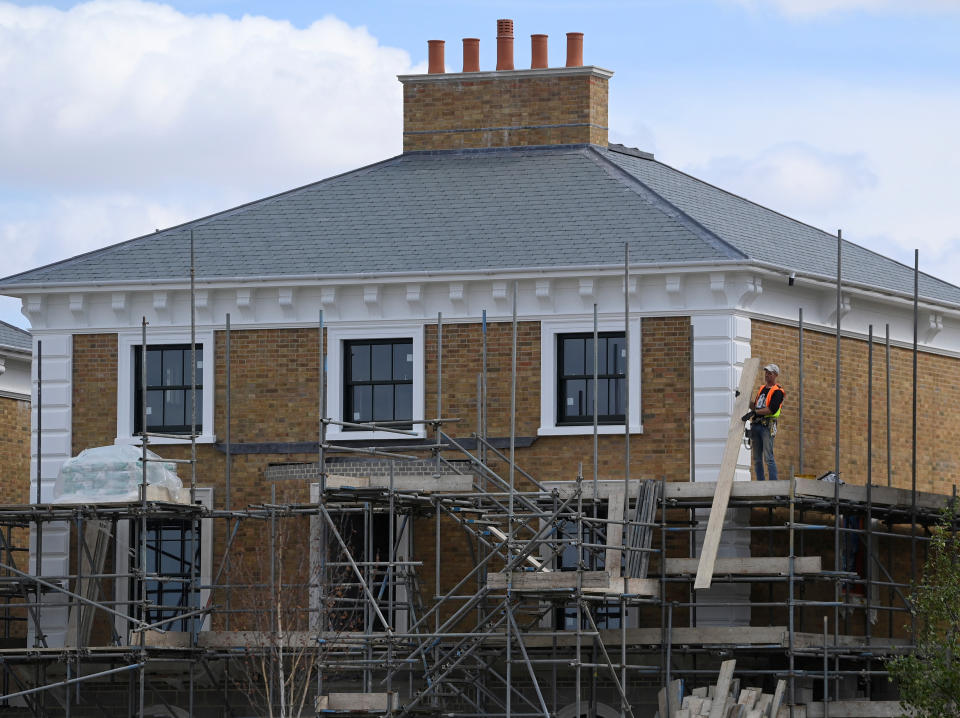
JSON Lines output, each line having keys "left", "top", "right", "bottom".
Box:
{"left": 755, "top": 383, "right": 783, "bottom": 419}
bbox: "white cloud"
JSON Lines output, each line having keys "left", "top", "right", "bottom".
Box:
{"left": 690, "top": 142, "right": 877, "bottom": 216}
{"left": 0, "top": 0, "right": 415, "bottom": 195}
{"left": 0, "top": 0, "right": 419, "bottom": 328}
{"left": 730, "top": 0, "right": 960, "bottom": 18}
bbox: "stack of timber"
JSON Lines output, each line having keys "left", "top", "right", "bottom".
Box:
{"left": 654, "top": 659, "right": 788, "bottom": 718}
{"left": 624, "top": 478, "right": 660, "bottom": 578}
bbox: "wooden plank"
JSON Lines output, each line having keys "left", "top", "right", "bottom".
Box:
{"left": 485, "top": 525, "right": 544, "bottom": 569}
{"left": 605, "top": 486, "right": 626, "bottom": 577}
{"left": 316, "top": 692, "right": 398, "bottom": 712}
{"left": 486, "top": 571, "right": 608, "bottom": 591}
{"left": 769, "top": 679, "right": 785, "bottom": 718}
{"left": 708, "top": 659, "right": 737, "bottom": 718}
{"left": 695, "top": 357, "right": 761, "bottom": 590}
{"left": 666, "top": 557, "right": 821, "bottom": 576}
{"left": 582, "top": 576, "right": 658, "bottom": 596}
{"left": 755, "top": 693, "right": 772, "bottom": 717}
{"left": 658, "top": 686, "right": 668, "bottom": 718}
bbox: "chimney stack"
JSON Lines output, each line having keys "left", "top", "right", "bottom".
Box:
{"left": 462, "top": 38, "right": 479, "bottom": 72}
{"left": 427, "top": 40, "right": 445, "bottom": 74}
{"left": 496, "top": 19, "right": 514, "bottom": 70}
{"left": 531, "top": 34, "right": 548, "bottom": 69}
{"left": 401, "top": 20, "right": 611, "bottom": 152}
{"left": 566, "top": 32, "right": 583, "bottom": 67}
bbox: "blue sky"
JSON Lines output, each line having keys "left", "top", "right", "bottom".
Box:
{"left": 1, "top": 0, "right": 959, "bottom": 328}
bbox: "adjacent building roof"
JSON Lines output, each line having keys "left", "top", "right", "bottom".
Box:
{"left": 1, "top": 143, "right": 956, "bottom": 307}
{"left": 0, "top": 320, "right": 31, "bottom": 352}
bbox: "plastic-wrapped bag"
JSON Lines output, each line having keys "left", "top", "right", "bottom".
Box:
{"left": 53, "top": 445, "right": 184, "bottom": 503}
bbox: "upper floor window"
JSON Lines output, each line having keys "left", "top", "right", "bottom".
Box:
{"left": 133, "top": 345, "right": 202, "bottom": 435}
{"left": 557, "top": 332, "right": 626, "bottom": 425}
{"left": 539, "top": 318, "right": 641, "bottom": 437}
{"left": 343, "top": 339, "right": 413, "bottom": 429}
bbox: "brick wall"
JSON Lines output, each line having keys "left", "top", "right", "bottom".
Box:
{"left": 750, "top": 319, "right": 960, "bottom": 495}
{"left": 68, "top": 319, "right": 691, "bottom": 637}
{"left": 72, "top": 334, "right": 118, "bottom": 454}
{"left": 0, "top": 395, "right": 30, "bottom": 503}
{"left": 402, "top": 71, "right": 609, "bottom": 151}
{"left": 749, "top": 319, "right": 957, "bottom": 638}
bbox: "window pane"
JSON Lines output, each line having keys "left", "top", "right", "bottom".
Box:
{"left": 371, "top": 344, "right": 392, "bottom": 381}
{"left": 584, "top": 337, "right": 595, "bottom": 375}
{"left": 146, "top": 349, "right": 163, "bottom": 387}
{"left": 163, "top": 349, "right": 183, "bottom": 386}
{"left": 562, "top": 337, "right": 584, "bottom": 376}
{"left": 394, "top": 384, "right": 412, "bottom": 420}
{"left": 608, "top": 337, "right": 625, "bottom": 376}
{"left": 372, "top": 384, "right": 394, "bottom": 421}
{"left": 597, "top": 378, "right": 609, "bottom": 416}
{"left": 562, "top": 379, "right": 587, "bottom": 419}
{"left": 393, "top": 343, "right": 413, "bottom": 381}
{"left": 146, "top": 391, "right": 163, "bottom": 428}
{"left": 352, "top": 385, "right": 372, "bottom": 422}
{"left": 350, "top": 344, "right": 370, "bottom": 381}
{"left": 613, "top": 378, "right": 626, "bottom": 416}
{"left": 164, "top": 390, "right": 184, "bottom": 428}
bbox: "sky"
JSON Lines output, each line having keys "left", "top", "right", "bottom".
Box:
{"left": 1, "top": 0, "right": 959, "bottom": 329}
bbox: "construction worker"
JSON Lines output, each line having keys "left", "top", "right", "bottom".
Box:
{"left": 749, "top": 363, "right": 785, "bottom": 481}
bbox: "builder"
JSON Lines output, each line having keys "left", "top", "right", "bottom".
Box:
{"left": 749, "top": 363, "right": 785, "bottom": 481}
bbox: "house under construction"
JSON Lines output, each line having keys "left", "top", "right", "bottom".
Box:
{"left": 1, "top": 17, "right": 959, "bottom": 718}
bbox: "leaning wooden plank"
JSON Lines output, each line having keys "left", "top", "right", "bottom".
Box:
{"left": 769, "top": 679, "right": 786, "bottom": 718}
{"left": 486, "top": 525, "right": 545, "bottom": 570}
{"left": 707, "top": 659, "right": 737, "bottom": 718}
{"left": 692, "top": 687, "right": 709, "bottom": 698}
{"left": 676, "top": 711, "right": 691, "bottom": 718}
{"left": 671, "top": 678, "right": 684, "bottom": 716}
{"left": 658, "top": 686, "right": 668, "bottom": 718}
{"left": 755, "top": 693, "right": 772, "bottom": 716}
{"left": 695, "top": 356, "right": 761, "bottom": 590}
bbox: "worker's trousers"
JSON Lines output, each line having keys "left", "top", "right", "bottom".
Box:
{"left": 751, "top": 422, "right": 778, "bottom": 481}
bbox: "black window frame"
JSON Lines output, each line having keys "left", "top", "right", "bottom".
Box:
{"left": 131, "top": 518, "right": 201, "bottom": 633}
{"left": 133, "top": 344, "right": 203, "bottom": 435}
{"left": 343, "top": 338, "right": 414, "bottom": 431}
{"left": 554, "top": 507, "right": 622, "bottom": 630}
{"left": 556, "top": 332, "right": 626, "bottom": 426}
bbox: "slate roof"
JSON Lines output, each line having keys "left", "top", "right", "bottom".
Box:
{"left": 1, "top": 143, "right": 956, "bottom": 307}
{"left": 602, "top": 147, "right": 960, "bottom": 306}
{"left": 0, "top": 321, "right": 30, "bottom": 352}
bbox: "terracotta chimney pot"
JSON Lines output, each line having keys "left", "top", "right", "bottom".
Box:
{"left": 531, "top": 34, "right": 548, "bottom": 69}
{"left": 496, "top": 18, "right": 514, "bottom": 71}
{"left": 462, "top": 38, "right": 480, "bottom": 72}
{"left": 427, "top": 39, "right": 445, "bottom": 74}
{"left": 566, "top": 32, "right": 583, "bottom": 67}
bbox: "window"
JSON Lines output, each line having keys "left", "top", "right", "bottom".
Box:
{"left": 343, "top": 339, "right": 413, "bottom": 429}
{"left": 539, "top": 318, "right": 641, "bottom": 437}
{"left": 554, "top": 509, "right": 621, "bottom": 630}
{"left": 324, "top": 325, "right": 425, "bottom": 441}
{"left": 133, "top": 345, "right": 202, "bottom": 434}
{"left": 134, "top": 519, "right": 201, "bottom": 632}
{"left": 116, "top": 331, "right": 215, "bottom": 445}
{"left": 114, "top": 488, "right": 213, "bottom": 637}
{"left": 557, "top": 333, "right": 625, "bottom": 425}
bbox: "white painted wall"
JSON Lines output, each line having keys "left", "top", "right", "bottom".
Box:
{"left": 28, "top": 333, "right": 71, "bottom": 647}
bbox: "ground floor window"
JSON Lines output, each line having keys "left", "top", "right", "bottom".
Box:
{"left": 132, "top": 519, "right": 202, "bottom": 632}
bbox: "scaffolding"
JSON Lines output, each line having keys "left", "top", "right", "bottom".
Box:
{"left": 1, "top": 242, "right": 958, "bottom": 717}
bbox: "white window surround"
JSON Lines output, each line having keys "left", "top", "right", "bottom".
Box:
{"left": 115, "top": 330, "right": 216, "bottom": 445}
{"left": 325, "top": 323, "right": 426, "bottom": 441}
{"left": 539, "top": 317, "right": 642, "bottom": 437}
{"left": 114, "top": 487, "right": 214, "bottom": 638}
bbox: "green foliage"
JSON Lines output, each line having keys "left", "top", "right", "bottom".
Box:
{"left": 886, "top": 508, "right": 960, "bottom": 718}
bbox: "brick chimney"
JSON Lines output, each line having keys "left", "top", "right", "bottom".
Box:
{"left": 399, "top": 19, "right": 612, "bottom": 152}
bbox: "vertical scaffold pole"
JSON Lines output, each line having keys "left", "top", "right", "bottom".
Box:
{"left": 911, "top": 250, "right": 919, "bottom": 638}
{"left": 798, "top": 308, "right": 804, "bottom": 474}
